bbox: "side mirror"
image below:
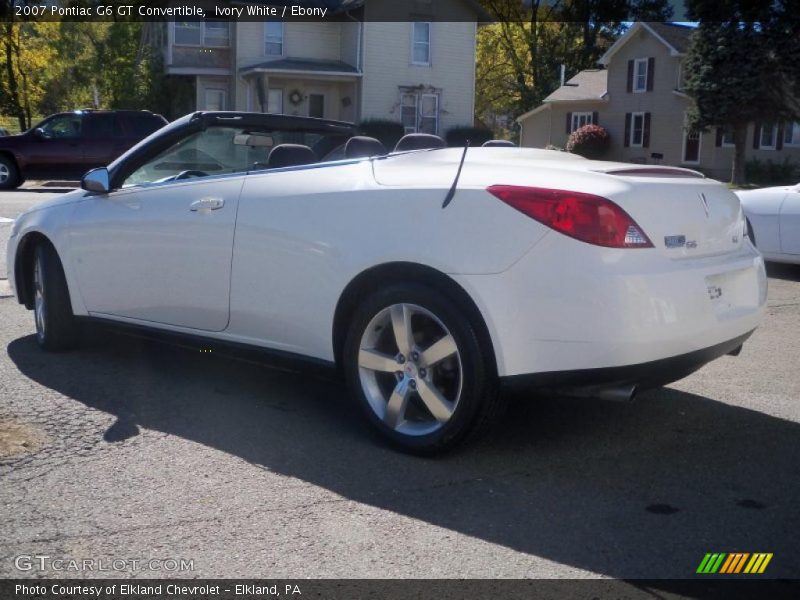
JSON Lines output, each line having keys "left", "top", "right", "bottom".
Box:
{"left": 32, "top": 127, "right": 47, "bottom": 139}
{"left": 81, "top": 167, "right": 110, "bottom": 194}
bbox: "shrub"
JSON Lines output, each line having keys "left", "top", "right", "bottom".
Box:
{"left": 356, "top": 119, "right": 405, "bottom": 150}
{"left": 445, "top": 126, "right": 493, "bottom": 147}
{"left": 745, "top": 157, "right": 798, "bottom": 185}
{"left": 566, "top": 124, "right": 610, "bottom": 159}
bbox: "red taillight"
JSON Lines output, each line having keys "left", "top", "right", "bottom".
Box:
{"left": 487, "top": 185, "right": 653, "bottom": 249}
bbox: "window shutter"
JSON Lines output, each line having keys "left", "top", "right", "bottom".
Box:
{"left": 643, "top": 112, "right": 651, "bottom": 147}
{"left": 715, "top": 128, "right": 723, "bottom": 147}
{"left": 592, "top": 111, "right": 599, "bottom": 125}
{"left": 753, "top": 123, "right": 761, "bottom": 149}
{"left": 777, "top": 123, "right": 784, "bottom": 150}
{"left": 566, "top": 112, "right": 572, "bottom": 134}
{"left": 626, "top": 60, "right": 634, "bottom": 93}
{"left": 647, "top": 57, "right": 655, "bottom": 91}
{"left": 624, "top": 113, "right": 631, "bottom": 147}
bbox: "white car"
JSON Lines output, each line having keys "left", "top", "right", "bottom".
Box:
{"left": 7, "top": 112, "right": 767, "bottom": 453}
{"left": 736, "top": 183, "right": 800, "bottom": 265}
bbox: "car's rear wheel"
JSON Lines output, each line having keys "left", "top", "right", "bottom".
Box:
{"left": 0, "top": 155, "right": 21, "bottom": 190}
{"left": 343, "top": 283, "right": 503, "bottom": 454}
{"left": 32, "top": 243, "right": 79, "bottom": 351}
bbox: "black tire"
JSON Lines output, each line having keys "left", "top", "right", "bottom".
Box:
{"left": 32, "top": 243, "right": 79, "bottom": 352}
{"left": 0, "top": 154, "right": 21, "bottom": 190}
{"left": 343, "top": 282, "right": 504, "bottom": 455}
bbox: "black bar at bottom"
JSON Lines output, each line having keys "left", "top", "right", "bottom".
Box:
{"left": 2, "top": 579, "right": 800, "bottom": 600}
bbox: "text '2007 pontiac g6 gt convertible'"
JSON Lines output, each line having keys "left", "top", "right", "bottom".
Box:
{"left": 7, "top": 112, "right": 767, "bottom": 454}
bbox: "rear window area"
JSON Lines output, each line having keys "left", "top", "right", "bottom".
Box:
{"left": 124, "top": 113, "right": 167, "bottom": 137}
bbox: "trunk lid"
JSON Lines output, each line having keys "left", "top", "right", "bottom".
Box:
{"left": 594, "top": 166, "right": 745, "bottom": 259}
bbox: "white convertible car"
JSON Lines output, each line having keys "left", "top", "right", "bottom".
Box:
{"left": 7, "top": 112, "right": 767, "bottom": 453}
{"left": 737, "top": 183, "right": 800, "bottom": 265}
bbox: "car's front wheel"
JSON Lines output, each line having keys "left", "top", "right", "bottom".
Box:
{"left": 32, "top": 243, "right": 79, "bottom": 351}
{"left": 343, "top": 283, "right": 504, "bottom": 454}
{"left": 0, "top": 155, "right": 21, "bottom": 190}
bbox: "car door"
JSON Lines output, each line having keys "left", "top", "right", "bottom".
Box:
{"left": 69, "top": 125, "right": 249, "bottom": 332}
{"left": 779, "top": 189, "right": 800, "bottom": 254}
{"left": 25, "top": 113, "right": 86, "bottom": 177}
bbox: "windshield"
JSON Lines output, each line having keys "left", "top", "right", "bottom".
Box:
{"left": 122, "top": 125, "right": 348, "bottom": 188}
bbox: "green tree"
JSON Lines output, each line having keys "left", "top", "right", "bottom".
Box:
{"left": 1, "top": 20, "right": 58, "bottom": 130}
{"left": 683, "top": 1, "right": 800, "bottom": 184}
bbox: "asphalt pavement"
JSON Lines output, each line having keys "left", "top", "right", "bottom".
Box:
{"left": 0, "top": 189, "right": 798, "bottom": 581}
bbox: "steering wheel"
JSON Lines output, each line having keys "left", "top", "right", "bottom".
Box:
{"left": 174, "top": 170, "right": 208, "bottom": 181}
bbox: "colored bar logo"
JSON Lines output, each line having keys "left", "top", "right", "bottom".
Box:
{"left": 696, "top": 553, "right": 773, "bottom": 574}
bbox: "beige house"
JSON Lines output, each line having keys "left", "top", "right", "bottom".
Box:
{"left": 518, "top": 22, "right": 800, "bottom": 181}
{"left": 163, "top": 0, "right": 485, "bottom": 136}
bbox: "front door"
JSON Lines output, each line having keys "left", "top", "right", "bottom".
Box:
{"left": 308, "top": 94, "right": 325, "bottom": 119}
{"left": 682, "top": 128, "right": 701, "bottom": 164}
{"left": 26, "top": 113, "right": 86, "bottom": 177}
{"left": 70, "top": 176, "right": 243, "bottom": 331}
{"left": 69, "top": 124, "right": 252, "bottom": 332}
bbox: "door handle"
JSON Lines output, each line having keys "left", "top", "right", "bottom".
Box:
{"left": 190, "top": 197, "right": 225, "bottom": 212}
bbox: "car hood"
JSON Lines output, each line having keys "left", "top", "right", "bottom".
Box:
{"left": 0, "top": 132, "right": 27, "bottom": 146}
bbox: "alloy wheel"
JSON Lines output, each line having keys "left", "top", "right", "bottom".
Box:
{"left": 357, "top": 303, "right": 463, "bottom": 436}
{"left": 0, "top": 163, "right": 9, "bottom": 184}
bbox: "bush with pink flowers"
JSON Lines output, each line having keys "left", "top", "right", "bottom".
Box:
{"left": 566, "top": 124, "right": 610, "bottom": 159}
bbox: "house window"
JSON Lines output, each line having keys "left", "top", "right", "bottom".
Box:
{"left": 760, "top": 122, "right": 778, "bottom": 149}
{"left": 205, "top": 88, "right": 226, "bottom": 111}
{"left": 265, "top": 22, "right": 284, "bottom": 56}
{"left": 412, "top": 22, "right": 431, "bottom": 65}
{"left": 174, "top": 22, "right": 229, "bottom": 47}
{"left": 267, "top": 89, "right": 283, "bottom": 114}
{"left": 676, "top": 61, "right": 685, "bottom": 91}
{"left": 785, "top": 122, "right": 800, "bottom": 146}
{"left": 570, "top": 112, "right": 593, "bottom": 132}
{"left": 203, "top": 22, "right": 230, "bottom": 47}
{"left": 718, "top": 126, "right": 735, "bottom": 147}
{"left": 174, "top": 22, "right": 202, "bottom": 46}
{"left": 633, "top": 58, "right": 648, "bottom": 92}
{"left": 400, "top": 91, "right": 439, "bottom": 134}
{"left": 630, "top": 112, "right": 645, "bottom": 146}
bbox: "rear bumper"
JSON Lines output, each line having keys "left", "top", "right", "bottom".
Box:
{"left": 501, "top": 329, "right": 753, "bottom": 393}
{"left": 453, "top": 233, "right": 767, "bottom": 378}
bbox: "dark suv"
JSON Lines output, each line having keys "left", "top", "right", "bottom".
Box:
{"left": 0, "top": 109, "right": 167, "bottom": 189}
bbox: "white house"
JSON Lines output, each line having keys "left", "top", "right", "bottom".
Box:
{"left": 163, "top": 0, "right": 486, "bottom": 135}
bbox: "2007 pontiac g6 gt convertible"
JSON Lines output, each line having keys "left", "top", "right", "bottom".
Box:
{"left": 7, "top": 112, "right": 767, "bottom": 453}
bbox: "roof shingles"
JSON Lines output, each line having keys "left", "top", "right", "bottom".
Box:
{"left": 543, "top": 69, "right": 607, "bottom": 103}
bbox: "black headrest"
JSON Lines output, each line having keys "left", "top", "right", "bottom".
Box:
{"left": 267, "top": 144, "right": 317, "bottom": 168}
{"left": 394, "top": 133, "right": 446, "bottom": 152}
{"left": 482, "top": 139, "right": 516, "bottom": 147}
{"left": 345, "top": 136, "right": 387, "bottom": 159}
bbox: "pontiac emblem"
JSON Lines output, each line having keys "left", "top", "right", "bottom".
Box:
{"left": 699, "top": 192, "right": 710, "bottom": 217}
